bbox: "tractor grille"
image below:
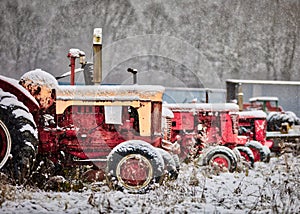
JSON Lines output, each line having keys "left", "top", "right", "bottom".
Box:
{"left": 165, "top": 117, "right": 172, "bottom": 141}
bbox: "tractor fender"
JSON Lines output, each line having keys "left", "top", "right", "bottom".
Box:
{"left": 0, "top": 75, "right": 39, "bottom": 113}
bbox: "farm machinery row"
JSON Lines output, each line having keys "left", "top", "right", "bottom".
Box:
{"left": 0, "top": 29, "right": 182, "bottom": 193}
{"left": 0, "top": 28, "right": 283, "bottom": 193}
{"left": 227, "top": 81, "right": 300, "bottom": 155}
{"left": 163, "top": 103, "right": 271, "bottom": 171}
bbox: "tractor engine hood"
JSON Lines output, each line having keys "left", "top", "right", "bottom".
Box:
{"left": 19, "top": 69, "right": 58, "bottom": 110}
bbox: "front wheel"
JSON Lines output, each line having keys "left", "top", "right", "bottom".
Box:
{"left": 201, "top": 146, "right": 238, "bottom": 172}
{"left": 234, "top": 146, "right": 255, "bottom": 167}
{"left": 246, "top": 141, "right": 270, "bottom": 162}
{"left": 156, "top": 148, "right": 178, "bottom": 180}
{"left": 106, "top": 140, "right": 164, "bottom": 193}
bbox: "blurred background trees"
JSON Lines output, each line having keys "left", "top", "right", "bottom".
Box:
{"left": 0, "top": 0, "right": 299, "bottom": 87}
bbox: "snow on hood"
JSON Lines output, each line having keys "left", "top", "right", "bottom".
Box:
{"left": 163, "top": 103, "right": 239, "bottom": 112}
{"left": 56, "top": 85, "right": 165, "bottom": 102}
{"left": 20, "top": 69, "right": 58, "bottom": 89}
{"left": 237, "top": 110, "right": 267, "bottom": 118}
{"left": 19, "top": 69, "right": 58, "bottom": 109}
{"left": 162, "top": 106, "right": 174, "bottom": 118}
{"left": 68, "top": 49, "right": 85, "bottom": 58}
{"left": 249, "top": 96, "right": 278, "bottom": 102}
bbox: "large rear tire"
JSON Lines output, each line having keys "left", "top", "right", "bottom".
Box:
{"left": 0, "top": 90, "right": 38, "bottom": 184}
{"left": 106, "top": 140, "right": 164, "bottom": 193}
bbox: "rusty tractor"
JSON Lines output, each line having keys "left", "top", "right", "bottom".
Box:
{"left": 237, "top": 110, "right": 272, "bottom": 162}
{"left": 163, "top": 103, "right": 261, "bottom": 172}
{"left": 227, "top": 81, "right": 300, "bottom": 155}
{"left": 0, "top": 29, "right": 179, "bottom": 193}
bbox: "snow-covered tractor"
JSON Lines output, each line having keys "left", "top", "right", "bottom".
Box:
{"left": 237, "top": 110, "right": 272, "bottom": 162}
{"left": 238, "top": 96, "right": 300, "bottom": 155}
{"left": 227, "top": 81, "right": 300, "bottom": 155}
{"left": 0, "top": 29, "right": 179, "bottom": 193}
{"left": 164, "top": 103, "right": 271, "bottom": 172}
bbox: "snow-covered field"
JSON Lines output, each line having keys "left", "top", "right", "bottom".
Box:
{"left": 1, "top": 153, "right": 299, "bottom": 214}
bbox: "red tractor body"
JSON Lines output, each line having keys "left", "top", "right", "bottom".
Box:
{"left": 0, "top": 70, "right": 178, "bottom": 193}
{"left": 237, "top": 110, "right": 273, "bottom": 149}
{"left": 0, "top": 28, "right": 180, "bottom": 193}
{"left": 36, "top": 84, "right": 165, "bottom": 166}
{"left": 164, "top": 103, "right": 247, "bottom": 160}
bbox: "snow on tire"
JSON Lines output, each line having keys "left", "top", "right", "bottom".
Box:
{"left": 106, "top": 140, "right": 164, "bottom": 193}
{"left": 156, "top": 148, "right": 178, "bottom": 180}
{"left": 234, "top": 146, "right": 255, "bottom": 168}
{"left": 262, "top": 145, "right": 271, "bottom": 163}
{"left": 201, "top": 146, "right": 238, "bottom": 172}
{"left": 171, "top": 153, "right": 180, "bottom": 173}
{"left": 246, "top": 140, "right": 270, "bottom": 162}
{"left": 0, "top": 89, "right": 38, "bottom": 184}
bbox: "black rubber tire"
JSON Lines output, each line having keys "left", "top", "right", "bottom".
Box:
{"left": 172, "top": 153, "right": 180, "bottom": 173}
{"left": 262, "top": 145, "right": 271, "bottom": 163}
{"left": 106, "top": 140, "right": 164, "bottom": 193}
{"left": 235, "top": 146, "right": 255, "bottom": 168}
{"left": 0, "top": 90, "right": 38, "bottom": 184}
{"left": 156, "top": 148, "right": 178, "bottom": 180}
{"left": 202, "top": 146, "right": 238, "bottom": 172}
{"left": 246, "top": 140, "right": 270, "bottom": 162}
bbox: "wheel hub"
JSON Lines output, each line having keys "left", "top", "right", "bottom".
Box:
{"left": 210, "top": 154, "right": 231, "bottom": 169}
{"left": 116, "top": 154, "right": 153, "bottom": 190}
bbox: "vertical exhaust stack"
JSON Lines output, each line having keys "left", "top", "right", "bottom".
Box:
{"left": 238, "top": 83, "right": 243, "bottom": 111}
{"left": 93, "top": 28, "right": 102, "bottom": 85}
{"left": 127, "top": 68, "right": 138, "bottom": 84}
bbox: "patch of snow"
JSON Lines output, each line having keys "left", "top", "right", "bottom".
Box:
{"left": 13, "top": 108, "right": 35, "bottom": 122}
{"left": 249, "top": 96, "right": 279, "bottom": 102}
{"left": 162, "top": 106, "right": 174, "bottom": 118}
{"left": 56, "top": 85, "right": 165, "bottom": 102}
{"left": 68, "top": 49, "right": 85, "bottom": 58}
{"left": 20, "top": 69, "right": 58, "bottom": 89}
{"left": 237, "top": 110, "right": 267, "bottom": 118}
{"left": 25, "top": 141, "right": 35, "bottom": 152}
{"left": 0, "top": 97, "right": 28, "bottom": 111}
{"left": 1, "top": 154, "right": 299, "bottom": 213}
{"left": 164, "top": 103, "right": 239, "bottom": 112}
{"left": 21, "top": 124, "right": 38, "bottom": 139}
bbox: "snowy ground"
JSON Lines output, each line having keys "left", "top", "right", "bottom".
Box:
{"left": 0, "top": 153, "right": 299, "bottom": 214}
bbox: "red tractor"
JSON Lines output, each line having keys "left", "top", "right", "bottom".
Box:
{"left": 237, "top": 110, "right": 272, "bottom": 162}
{"left": 0, "top": 29, "right": 179, "bottom": 193}
{"left": 163, "top": 103, "right": 257, "bottom": 172}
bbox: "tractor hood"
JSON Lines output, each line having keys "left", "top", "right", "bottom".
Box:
{"left": 56, "top": 85, "right": 165, "bottom": 102}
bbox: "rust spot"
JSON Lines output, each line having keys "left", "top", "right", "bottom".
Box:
{"left": 33, "top": 86, "right": 41, "bottom": 96}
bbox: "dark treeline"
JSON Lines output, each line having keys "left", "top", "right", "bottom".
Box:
{"left": 0, "top": 0, "right": 299, "bottom": 88}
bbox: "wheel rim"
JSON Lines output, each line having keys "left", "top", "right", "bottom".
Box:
{"left": 239, "top": 151, "right": 250, "bottom": 162}
{"left": 250, "top": 148, "right": 261, "bottom": 162}
{"left": 209, "top": 154, "right": 231, "bottom": 170}
{"left": 0, "top": 120, "right": 12, "bottom": 169}
{"left": 116, "top": 154, "right": 153, "bottom": 191}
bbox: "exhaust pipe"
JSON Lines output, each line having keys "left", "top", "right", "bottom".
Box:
{"left": 238, "top": 83, "right": 243, "bottom": 111}
{"left": 127, "top": 68, "right": 138, "bottom": 84}
{"left": 67, "top": 49, "right": 85, "bottom": 85}
{"left": 93, "top": 28, "right": 102, "bottom": 85}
